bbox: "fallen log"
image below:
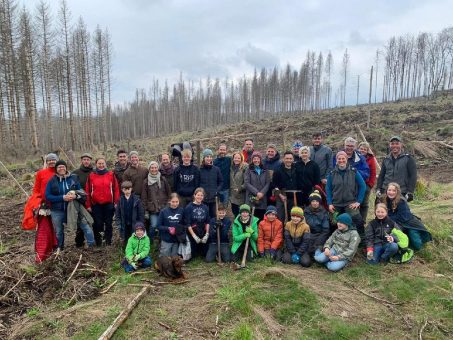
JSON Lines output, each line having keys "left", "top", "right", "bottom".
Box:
{"left": 98, "top": 285, "right": 152, "bottom": 340}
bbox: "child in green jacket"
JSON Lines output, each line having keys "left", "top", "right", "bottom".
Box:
{"left": 231, "top": 204, "right": 259, "bottom": 262}
{"left": 122, "top": 222, "right": 152, "bottom": 273}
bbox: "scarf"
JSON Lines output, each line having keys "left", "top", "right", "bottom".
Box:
{"left": 148, "top": 172, "right": 161, "bottom": 188}
{"left": 95, "top": 168, "right": 108, "bottom": 175}
{"left": 159, "top": 162, "right": 175, "bottom": 176}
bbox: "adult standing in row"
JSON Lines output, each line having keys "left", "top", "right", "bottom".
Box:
{"left": 33, "top": 153, "right": 58, "bottom": 200}
{"left": 292, "top": 141, "right": 303, "bottom": 163}
{"left": 230, "top": 151, "right": 248, "bottom": 216}
{"left": 309, "top": 133, "right": 332, "bottom": 186}
{"left": 174, "top": 148, "right": 200, "bottom": 207}
{"left": 296, "top": 146, "right": 321, "bottom": 207}
{"left": 86, "top": 157, "right": 120, "bottom": 246}
{"left": 159, "top": 153, "right": 175, "bottom": 191}
{"left": 114, "top": 149, "right": 129, "bottom": 186}
{"left": 46, "top": 160, "right": 95, "bottom": 250}
{"left": 200, "top": 149, "right": 223, "bottom": 218}
{"left": 245, "top": 152, "right": 270, "bottom": 221}
{"left": 141, "top": 161, "right": 171, "bottom": 239}
{"left": 73, "top": 153, "right": 94, "bottom": 248}
{"left": 123, "top": 151, "right": 148, "bottom": 199}
{"left": 326, "top": 151, "right": 366, "bottom": 242}
{"left": 213, "top": 143, "right": 231, "bottom": 206}
{"left": 376, "top": 136, "right": 417, "bottom": 202}
{"left": 273, "top": 151, "right": 298, "bottom": 222}
{"left": 358, "top": 142, "right": 377, "bottom": 221}
{"left": 241, "top": 138, "right": 255, "bottom": 164}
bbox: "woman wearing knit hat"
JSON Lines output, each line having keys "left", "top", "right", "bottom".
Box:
{"left": 304, "top": 190, "right": 330, "bottom": 261}
{"left": 244, "top": 151, "right": 270, "bottom": 221}
{"left": 314, "top": 213, "right": 361, "bottom": 272}
{"left": 141, "top": 161, "right": 172, "bottom": 239}
{"left": 257, "top": 205, "right": 283, "bottom": 260}
{"left": 231, "top": 204, "right": 259, "bottom": 262}
{"left": 282, "top": 206, "right": 311, "bottom": 267}
{"left": 199, "top": 148, "right": 223, "bottom": 218}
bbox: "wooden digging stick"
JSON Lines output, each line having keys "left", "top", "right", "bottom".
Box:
{"left": 0, "top": 160, "right": 30, "bottom": 198}
{"left": 98, "top": 285, "right": 152, "bottom": 340}
{"left": 215, "top": 196, "right": 222, "bottom": 265}
{"left": 283, "top": 199, "right": 288, "bottom": 224}
{"left": 240, "top": 207, "right": 255, "bottom": 268}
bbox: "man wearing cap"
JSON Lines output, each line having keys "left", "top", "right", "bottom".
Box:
{"left": 123, "top": 151, "right": 148, "bottom": 198}
{"left": 213, "top": 143, "right": 231, "bottom": 206}
{"left": 376, "top": 136, "right": 417, "bottom": 202}
{"left": 72, "top": 153, "right": 94, "bottom": 248}
{"left": 33, "top": 153, "right": 59, "bottom": 200}
{"left": 309, "top": 133, "right": 333, "bottom": 185}
{"left": 200, "top": 148, "right": 223, "bottom": 218}
{"left": 45, "top": 160, "right": 95, "bottom": 250}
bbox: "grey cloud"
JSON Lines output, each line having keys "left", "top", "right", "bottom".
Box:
{"left": 237, "top": 44, "right": 280, "bottom": 69}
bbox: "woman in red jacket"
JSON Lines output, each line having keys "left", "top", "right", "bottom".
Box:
{"left": 358, "top": 142, "right": 377, "bottom": 222}
{"left": 86, "top": 157, "right": 120, "bottom": 246}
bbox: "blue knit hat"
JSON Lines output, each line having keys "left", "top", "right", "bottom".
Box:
{"left": 265, "top": 205, "right": 277, "bottom": 215}
{"left": 134, "top": 222, "right": 146, "bottom": 231}
{"left": 336, "top": 213, "right": 353, "bottom": 227}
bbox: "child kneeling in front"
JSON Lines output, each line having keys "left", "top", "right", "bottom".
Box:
{"left": 231, "top": 204, "right": 259, "bottom": 262}
{"left": 314, "top": 213, "right": 360, "bottom": 272}
{"left": 366, "top": 203, "right": 413, "bottom": 264}
{"left": 282, "top": 207, "right": 311, "bottom": 266}
{"left": 258, "top": 205, "right": 283, "bottom": 261}
{"left": 206, "top": 204, "right": 232, "bottom": 262}
{"left": 122, "top": 222, "right": 152, "bottom": 273}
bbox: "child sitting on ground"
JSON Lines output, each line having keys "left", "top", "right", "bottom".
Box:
{"left": 122, "top": 222, "right": 152, "bottom": 273}
{"left": 205, "top": 204, "right": 232, "bottom": 263}
{"left": 282, "top": 207, "right": 311, "bottom": 267}
{"left": 314, "top": 213, "right": 360, "bottom": 272}
{"left": 366, "top": 203, "right": 413, "bottom": 264}
{"left": 258, "top": 205, "right": 283, "bottom": 261}
{"left": 231, "top": 204, "right": 259, "bottom": 262}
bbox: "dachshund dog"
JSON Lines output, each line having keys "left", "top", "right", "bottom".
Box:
{"left": 154, "top": 256, "right": 187, "bottom": 280}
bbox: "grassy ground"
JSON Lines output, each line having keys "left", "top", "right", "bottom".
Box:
{"left": 10, "top": 182, "right": 452, "bottom": 340}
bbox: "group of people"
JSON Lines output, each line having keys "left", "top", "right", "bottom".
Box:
{"left": 27, "top": 133, "right": 432, "bottom": 272}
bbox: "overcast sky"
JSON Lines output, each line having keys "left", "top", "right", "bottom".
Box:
{"left": 23, "top": 0, "right": 453, "bottom": 105}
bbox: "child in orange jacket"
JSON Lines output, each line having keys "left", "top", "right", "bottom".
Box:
{"left": 258, "top": 205, "right": 283, "bottom": 260}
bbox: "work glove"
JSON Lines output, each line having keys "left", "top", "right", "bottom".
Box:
{"left": 244, "top": 232, "right": 251, "bottom": 238}
{"left": 291, "top": 253, "right": 301, "bottom": 264}
{"left": 405, "top": 193, "right": 414, "bottom": 202}
{"left": 131, "top": 262, "right": 138, "bottom": 270}
{"left": 133, "top": 254, "right": 140, "bottom": 262}
{"left": 269, "top": 248, "right": 277, "bottom": 257}
{"left": 375, "top": 190, "right": 382, "bottom": 198}
{"left": 367, "top": 250, "right": 374, "bottom": 261}
{"left": 144, "top": 212, "right": 150, "bottom": 220}
{"left": 201, "top": 233, "right": 209, "bottom": 244}
{"left": 245, "top": 227, "right": 254, "bottom": 234}
{"left": 215, "top": 220, "right": 223, "bottom": 229}
{"left": 193, "top": 235, "right": 201, "bottom": 244}
{"left": 168, "top": 226, "right": 176, "bottom": 235}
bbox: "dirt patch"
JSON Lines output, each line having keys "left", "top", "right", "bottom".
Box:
{"left": 252, "top": 305, "right": 283, "bottom": 336}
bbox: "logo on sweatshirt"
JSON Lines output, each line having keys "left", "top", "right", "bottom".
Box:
{"left": 168, "top": 214, "right": 181, "bottom": 221}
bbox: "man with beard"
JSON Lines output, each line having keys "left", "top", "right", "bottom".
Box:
{"left": 376, "top": 136, "right": 417, "bottom": 202}
{"left": 309, "top": 133, "right": 333, "bottom": 186}
{"left": 123, "top": 151, "right": 148, "bottom": 198}
{"left": 272, "top": 151, "right": 298, "bottom": 222}
{"left": 72, "top": 153, "right": 94, "bottom": 248}
{"left": 159, "top": 153, "right": 175, "bottom": 191}
{"left": 114, "top": 149, "right": 129, "bottom": 185}
{"left": 241, "top": 138, "right": 255, "bottom": 164}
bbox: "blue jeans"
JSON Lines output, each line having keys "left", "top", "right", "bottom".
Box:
{"left": 149, "top": 213, "right": 159, "bottom": 239}
{"left": 51, "top": 210, "right": 95, "bottom": 249}
{"left": 367, "top": 242, "right": 399, "bottom": 264}
{"left": 218, "top": 190, "right": 229, "bottom": 206}
{"left": 314, "top": 248, "right": 349, "bottom": 272}
{"left": 123, "top": 256, "right": 152, "bottom": 273}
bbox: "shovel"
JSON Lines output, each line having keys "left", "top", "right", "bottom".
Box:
{"left": 215, "top": 196, "right": 222, "bottom": 265}
{"left": 240, "top": 206, "right": 255, "bottom": 269}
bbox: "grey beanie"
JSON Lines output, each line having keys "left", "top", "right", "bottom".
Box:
{"left": 202, "top": 149, "right": 213, "bottom": 158}
{"left": 148, "top": 161, "right": 159, "bottom": 169}
{"left": 129, "top": 150, "right": 139, "bottom": 157}
{"left": 46, "top": 153, "right": 59, "bottom": 161}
